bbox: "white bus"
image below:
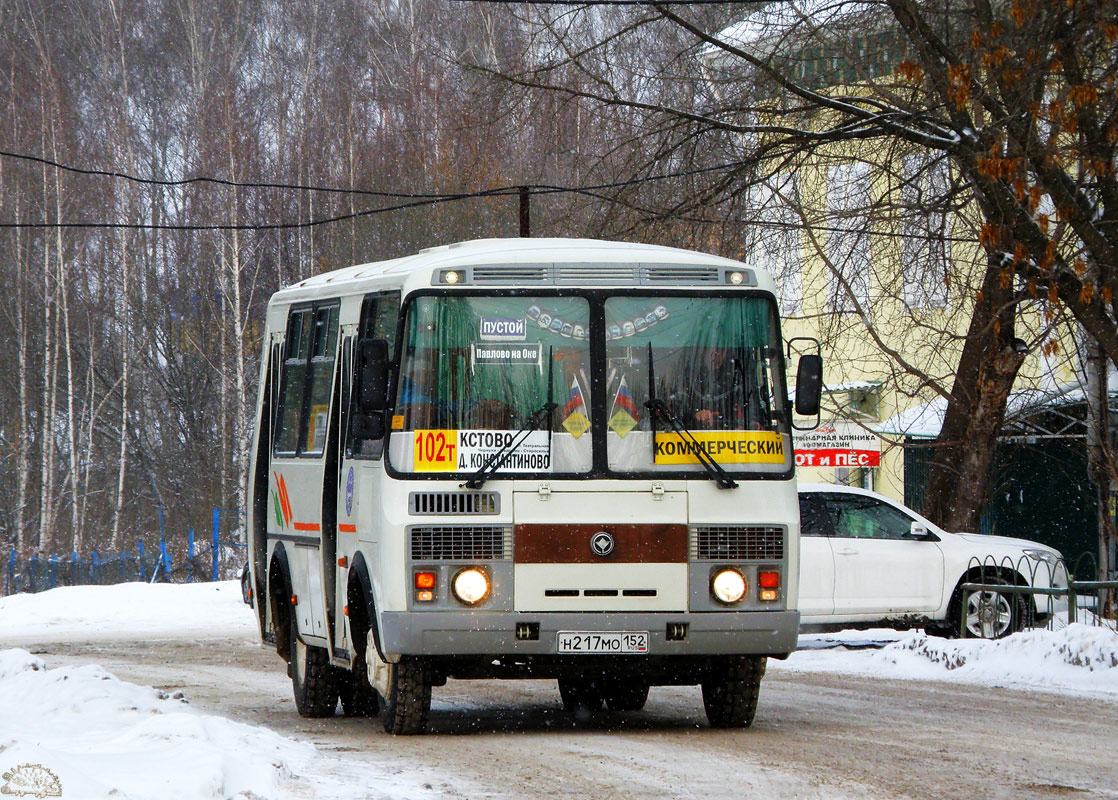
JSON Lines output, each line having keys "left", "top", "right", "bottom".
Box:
{"left": 246, "top": 238, "right": 822, "bottom": 734}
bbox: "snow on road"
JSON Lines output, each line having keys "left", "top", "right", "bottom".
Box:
{"left": 0, "top": 648, "right": 324, "bottom": 799}
{"left": 2, "top": 581, "right": 1117, "bottom": 799}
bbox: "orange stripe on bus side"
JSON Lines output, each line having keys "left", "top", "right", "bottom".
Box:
{"left": 338, "top": 524, "right": 357, "bottom": 533}
{"left": 292, "top": 522, "right": 320, "bottom": 532}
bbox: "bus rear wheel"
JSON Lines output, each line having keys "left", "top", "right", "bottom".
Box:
{"left": 290, "top": 616, "right": 339, "bottom": 718}
{"left": 702, "top": 655, "right": 766, "bottom": 728}
{"left": 339, "top": 625, "right": 380, "bottom": 717}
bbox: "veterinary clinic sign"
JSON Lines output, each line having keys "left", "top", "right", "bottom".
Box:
{"left": 793, "top": 423, "right": 881, "bottom": 468}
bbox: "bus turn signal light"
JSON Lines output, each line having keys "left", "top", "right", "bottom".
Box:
{"left": 759, "top": 571, "right": 780, "bottom": 589}
{"left": 415, "top": 572, "right": 437, "bottom": 590}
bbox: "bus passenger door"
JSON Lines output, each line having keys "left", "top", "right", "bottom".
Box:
{"left": 332, "top": 330, "right": 357, "bottom": 655}
{"left": 271, "top": 302, "right": 339, "bottom": 645}
{"left": 334, "top": 291, "right": 399, "bottom": 655}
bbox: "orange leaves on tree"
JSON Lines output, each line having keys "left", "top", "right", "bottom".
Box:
{"left": 982, "top": 46, "right": 1011, "bottom": 70}
{"left": 1069, "top": 84, "right": 1099, "bottom": 107}
{"left": 1028, "top": 185, "right": 1045, "bottom": 214}
{"left": 1080, "top": 283, "right": 1095, "bottom": 304}
{"left": 1041, "top": 240, "right": 1058, "bottom": 270}
{"left": 947, "top": 64, "right": 972, "bottom": 109}
{"left": 895, "top": 61, "right": 924, "bottom": 84}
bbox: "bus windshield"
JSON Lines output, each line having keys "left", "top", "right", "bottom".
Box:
{"left": 604, "top": 295, "right": 791, "bottom": 475}
{"left": 389, "top": 295, "right": 593, "bottom": 474}
{"left": 386, "top": 292, "right": 791, "bottom": 477}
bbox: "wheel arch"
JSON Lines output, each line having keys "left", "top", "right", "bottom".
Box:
{"left": 346, "top": 551, "right": 387, "bottom": 660}
{"left": 269, "top": 544, "right": 295, "bottom": 662}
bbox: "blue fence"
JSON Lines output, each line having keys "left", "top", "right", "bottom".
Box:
{"left": 3, "top": 508, "right": 245, "bottom": 596}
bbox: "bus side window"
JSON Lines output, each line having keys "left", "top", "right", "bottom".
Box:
{"left": 274, "top": 309, "right": 313, "bottom": 455}
{"left": 274, "top": 303, "right": 340, "bottom": 458}
{"left": 302, "top": 305, "right": 340, "bottom": 456}
{"left": 348, "top": 292, "right": 400, "bottom": 459}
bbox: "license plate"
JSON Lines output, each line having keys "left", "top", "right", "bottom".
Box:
{"left": 556, "top": 631, "right": 649, "bottom": 654}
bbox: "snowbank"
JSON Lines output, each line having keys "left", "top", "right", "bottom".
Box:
{"left": 0, "top": 647, "right": 321, "bottom": 800}
{"left": 779, "top": 625, "right": 1118, "bottom": 697}
{"left": 0, "top": 580, "right": 256, "bottom": 643}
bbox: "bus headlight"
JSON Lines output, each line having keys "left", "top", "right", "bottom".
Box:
{"left": 452, "top": 568, "right": 491, "bottom": 606}
{"left": 711, "top": 568, "right": 747, "bottom": 604}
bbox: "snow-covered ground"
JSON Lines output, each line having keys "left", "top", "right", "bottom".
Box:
{"left": 2, "top": 581, "right": 1117, "bottom": 799}
{"left": 785, "top": 626, "right": 1118, "bottom": 698}
{"left": 0, "top": 580, "right": 257, "bottom": 643}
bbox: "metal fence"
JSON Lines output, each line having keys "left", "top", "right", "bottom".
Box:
{"left": 958, "top": 552, "right": 1117, "bottom": 638}
{"left": 3, "top": 508, "right": 246, "bottom": 596}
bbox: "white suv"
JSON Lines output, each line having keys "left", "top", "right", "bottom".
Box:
{"left": 797, "top": 484, "right": 1068, "bottom": 638}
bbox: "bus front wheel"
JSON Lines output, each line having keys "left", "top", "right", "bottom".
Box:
{"left": 701, "top": 656, "right": 766, "bottom": 728}
{"left": 377, "top": 656, "right": 432, "bottom": 735}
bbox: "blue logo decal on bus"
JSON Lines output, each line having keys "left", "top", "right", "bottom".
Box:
{"left": 345, "top": 467, "right": 354, "bottom": 516}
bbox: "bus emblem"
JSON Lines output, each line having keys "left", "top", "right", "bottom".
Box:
{"left": 590, "top": 531, "right": 615, "bottom": 557}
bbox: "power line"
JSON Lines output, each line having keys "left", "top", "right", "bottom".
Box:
{"left": 0, "top": 149, "right": 458, "bottom": 200}
{"left": 0, "top": 149, "right": 760, "bottom": 230}
{"left": 0, "top": 147, "right": 981, "bottom": 244}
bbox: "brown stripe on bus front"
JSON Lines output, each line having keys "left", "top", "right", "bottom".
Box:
{"left": 514, "top": 524, "right": 688, "bottom": 563}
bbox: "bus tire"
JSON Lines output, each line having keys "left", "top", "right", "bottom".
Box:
{"left": 338, "top": 629, "right": 380, "bottom": 718}
{"left": 702, "top": 655, "right": 766, "bottom": 728}
{"left": 558, "top": 678, "right": 604, "bottom": 713}
{"left": 379, "top": 657, "right": 432, "bottom": 735}
{"left": 602, "top": 680, "right": 649, "bottom": 712}
{"left": 338, "top": 668, "right": 380, "bottom": 717}
{"left": 290, "top": 615, "right": 339, "bottom": 718}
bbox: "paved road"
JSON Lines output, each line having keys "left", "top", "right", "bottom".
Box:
{"left": 26, "top": 637, "right": 1118, "bottom": 799}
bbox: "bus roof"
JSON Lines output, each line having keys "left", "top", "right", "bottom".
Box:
{"left": 270, "top": 237, "right": 776, "bottom": 305}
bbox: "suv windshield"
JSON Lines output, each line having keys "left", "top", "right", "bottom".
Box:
{"left": 386, "top": 292, "right": 791, "bottom": 477}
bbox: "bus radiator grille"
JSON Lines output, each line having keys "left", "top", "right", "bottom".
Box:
{"left": 408, "top": 525, "right": 512, "bottom": 561}
{"left": 690, "top": 526, "right": 784, "bottom": 561}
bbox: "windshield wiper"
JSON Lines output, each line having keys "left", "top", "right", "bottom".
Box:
{"left": 645, "top": 399, "right": 739, "bottom": 490}
{"left": 645, "top": 343, "right": 736, "bottom": 489}
{"left": 463, "top": 401, "right": 558, "bottom": 489}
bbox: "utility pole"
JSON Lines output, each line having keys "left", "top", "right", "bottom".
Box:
{"left": 519, "top": 186, "right": 530, "bottom": 238}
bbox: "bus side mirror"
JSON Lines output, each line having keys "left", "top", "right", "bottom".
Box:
{"left": 794, "top": 354, "right": 823, "bottom": 417}
{"left": 357, "top": 339, "right": 390, "bottom": 412}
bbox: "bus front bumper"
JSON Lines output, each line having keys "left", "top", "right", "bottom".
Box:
{"left": 378, "top": 609, "right": 799, "bottom": 658}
